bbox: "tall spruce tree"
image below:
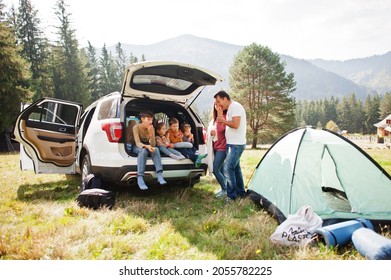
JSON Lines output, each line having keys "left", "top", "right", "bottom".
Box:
{"left": 230, "top": 43, "right": 296, "bottom": 147}
{"left": 16, "top": 0, "right": 52, "bottom": 100}
{"left": 348, "top": 93, "right": 364, "bottom": 133}
{"left": 325, "top": 96, "right": 339, "bottom": 125}
{"left": 129, "top": 52, "right": 138, "bottom": 64}
{"left": 380, "top": 92, "right": 391, "bottom": 119}
{"left": 364, "top": 94, "right": 380, "bottom": 134}
{"left": 85, "top": 41, "right": 99, "bottom": 102}
{"left": 0, "top": 0, "right": 31, "bottom": 133}
{"left": 98, "top": 44, "right": 118, "bottom": 95}
{"left": 52, "top": 0, "right": 87, "bottom": 104}
{"left": 337, "top": 96, "right": 353, "bottom": 132}
{"left": 115, "top": 42, "right": 127, "bottom": 85}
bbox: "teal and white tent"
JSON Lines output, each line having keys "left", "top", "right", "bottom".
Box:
{"left": 248, "top": 127, "right": 391, "bottom": 228}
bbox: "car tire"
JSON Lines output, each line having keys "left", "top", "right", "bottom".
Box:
{"left": 80, "top": 154, "right": 92, "bottom": 191}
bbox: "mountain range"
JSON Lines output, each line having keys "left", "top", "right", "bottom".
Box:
{"left": 107, "top": 34, "right": 391, "bottom": 111}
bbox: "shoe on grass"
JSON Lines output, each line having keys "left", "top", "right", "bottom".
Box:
{"left": 215, "top": 190, "right": 227, "bottom": 198}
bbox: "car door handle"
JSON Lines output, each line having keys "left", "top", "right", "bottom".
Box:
{"left": 59, "top": 128, "right": 67, "bottom": 132}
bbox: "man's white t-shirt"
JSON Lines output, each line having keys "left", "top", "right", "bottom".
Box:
{"left": 225, "top": 101, "right": 246, "bottom": 145}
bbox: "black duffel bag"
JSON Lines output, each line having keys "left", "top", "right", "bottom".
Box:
{"left": 76, "top": 188, "right": 116, "bottom": 210}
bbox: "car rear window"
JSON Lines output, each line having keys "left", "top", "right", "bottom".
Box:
{"left": 133, "top": 75, "right": 192, "bottom": 91}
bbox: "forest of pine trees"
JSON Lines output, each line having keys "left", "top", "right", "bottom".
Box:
{"left": 296, "top": 92, "right": 391, "bottom": 134}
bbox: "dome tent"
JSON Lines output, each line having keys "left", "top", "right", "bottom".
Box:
{"left": 248, "top": 127, "right": 391, "bottom": 229}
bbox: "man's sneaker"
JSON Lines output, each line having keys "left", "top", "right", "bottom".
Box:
{"left": 215, "top": 190, "right": 227, "bottom": 198}
{"left": 239, "top": 190, "right": 249, "bottom": 198}
{"left": 225, "top": 197, "right": 235, "bottom": 204}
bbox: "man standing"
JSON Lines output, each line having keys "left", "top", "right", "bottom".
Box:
{"left": 214, "top": 90, "right": 247, "bottom": 202}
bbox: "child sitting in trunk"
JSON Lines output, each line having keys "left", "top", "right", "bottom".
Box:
{"left": 154, "top": 120, "right": 186, "bottom": 160}
{"left": 132, "top": 111, "right": 167, "bottom": 190}
{"left": 166, "top": 117, "right": 207, "bottom": 168}
{"left": 181, "top": 122, "right": 194, "bottom": 144}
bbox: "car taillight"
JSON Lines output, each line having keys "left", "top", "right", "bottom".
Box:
{"left": 203, "top": 127, "right": 207, "bottom": 142}
{"left": 101, "top": 122, "right": 123, "bottom": 142}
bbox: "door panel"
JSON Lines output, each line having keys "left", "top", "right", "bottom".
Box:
{"left": 15, "top": 99, "right": 82, "bottom": 170}
{"left": 21, "top": 120, "right": 76, "bottom": 166}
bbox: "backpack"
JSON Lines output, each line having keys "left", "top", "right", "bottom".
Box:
{"left": 77, "top": 174, "right": 115, "bottom": 210}
{"left": 76, "top": 188, "right": 116, "bottom": 210}
{"left": 80, "top": 173, "right": 102, "bottom": 192}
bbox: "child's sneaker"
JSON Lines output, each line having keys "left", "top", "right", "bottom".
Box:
{"left": 178, "top": 154, "right": 186, "bottom": 160}
{"left": 169, "top": 153, "right": 181, "bottom": 160}
{"left": 195, "top": 153, "right": 208, "bottom": 168}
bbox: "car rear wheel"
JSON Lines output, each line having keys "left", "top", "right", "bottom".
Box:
{"left": 81, "top": 154, "right": 92, "bottom": 190}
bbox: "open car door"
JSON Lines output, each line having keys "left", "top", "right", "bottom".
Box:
{"left": 13, "top": 98, "right": 82, "bottom": 174}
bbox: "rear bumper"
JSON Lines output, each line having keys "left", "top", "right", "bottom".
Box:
{"left": 92, "top": 163, "right": 207, "bottom": 186}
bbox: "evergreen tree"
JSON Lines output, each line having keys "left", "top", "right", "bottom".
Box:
{"left": 5, "top": 2, "right": 17, "bottom": 37}
{"left": 348, "top": 93, "right": 364, "bottom": 133}
{"left": 302, "top": 100, "right": 320, "bottom": 127}
{"left": 317, "top": 99, "right": 327, "bottom": 128}
{"left": 52, "top": 0, "right": 87, "bottom": 104}
{"left": 325, "top": 96, "right": 339, "bottom": 125}
{"left": 98, "top": 44, "right": 118, "bottom": 95}
{"left": 230, "top": 43, "right": 296, "bottom": 147}
{"left": 85, "top": 41, "right": 99, "bottom": 102}
{"left": 15, "top": 0, "right": 52, "bottom": 100}
{"left": 380, "top": 92, "right": 391, "bottom": 119}
{"left": 363, "top": 94, "right": 380, "bottom": 134}
{"left": 129, "top": 52, "right": 138, "bottom": 64}
{"left": 295, "top": 100, "right": 304, "bottom": 126}
{"left": 337, "top": 96, "right": 353, "bottom": 132}
{"left": 114, "top": 42, "right": 126, "bottom": 88}
{"left": 0, "top": 0, "right": 31, "bottom": 133}
{"left": 115, "top": 42, "right": 127, "bottom": 70}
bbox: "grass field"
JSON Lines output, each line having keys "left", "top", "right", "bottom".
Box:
{"left": 0, "top": 147, "right": 390, "bottom": 260}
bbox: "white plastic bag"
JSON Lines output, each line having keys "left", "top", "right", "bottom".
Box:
{"left": 270, "top": 205, "right": 323, "bottom": 246}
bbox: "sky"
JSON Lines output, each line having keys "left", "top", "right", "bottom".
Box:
{"left": 3, "top": 0, "right": 391, "bottom": 60}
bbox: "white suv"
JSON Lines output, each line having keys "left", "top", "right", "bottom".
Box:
{"left": 13, "top": 61, "right": 223, "bottom": 189}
